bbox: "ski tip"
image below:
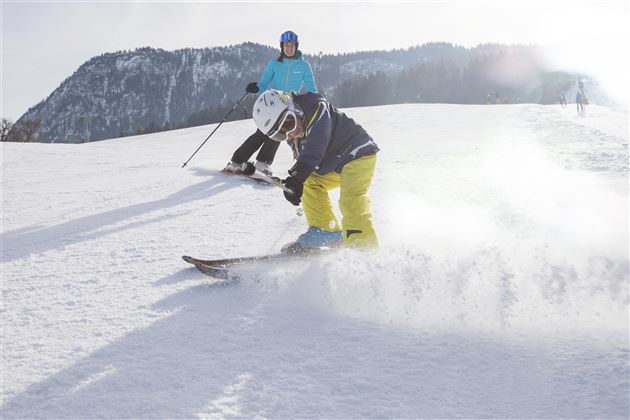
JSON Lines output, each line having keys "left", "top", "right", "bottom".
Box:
{"left": 279, "top": 242, "right": 336, "bottom": 255}
{"left": 182, "top": 255, "right": 195, "bottom": 264}
{"left": 194, "top": 263, "right": 232, "bottom": 280}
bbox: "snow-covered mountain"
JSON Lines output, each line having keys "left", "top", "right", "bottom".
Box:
{"left": 15, "top": 43, "right": 277, "bottom": 143}
{"left": 16, "top": 42, "right": 468, "bottom": 143}
{"left": 2, "top": 103, "right": 628, "bottom": 418}
{"left": 14, "top": 42, "right": 562, "bottom": 143}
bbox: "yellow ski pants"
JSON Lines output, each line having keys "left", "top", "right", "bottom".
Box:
{"left": 301, "top": 154, "right": 378, "bottom": 248}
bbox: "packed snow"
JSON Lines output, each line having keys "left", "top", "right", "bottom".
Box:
{"left": 1, "top": 103, "right": 628, "bottom": 418}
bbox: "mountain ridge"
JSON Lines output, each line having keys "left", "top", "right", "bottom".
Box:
{"left": 11, "top": 42, "right": 592, "bottom": 143}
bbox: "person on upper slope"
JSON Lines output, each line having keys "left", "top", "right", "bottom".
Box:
{"left": 559, "top": 91, "right": 567, "bottom": 108}
{"left": 224, "top": 30, "right": 317, "bottom": 177}
{"left": 252, "top": 89, "right": 380, "bottom": 249}
{"left": 576, "top": 90, "right": 584, "bottom": 114}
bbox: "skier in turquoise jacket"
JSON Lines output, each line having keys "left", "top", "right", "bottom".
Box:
{"left": 224, "top": 30, "right": 317, "bottom": 176}
{"left": 257, "top": 45, "right": 317, "bottom": 94}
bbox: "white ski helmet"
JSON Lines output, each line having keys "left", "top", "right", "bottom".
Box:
{"left": 252, "top": 89, "right": 303, "bottom": 141}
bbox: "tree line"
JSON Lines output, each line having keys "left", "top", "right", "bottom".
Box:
{"left": 2, "top": 46, "right": 571, "bottom": 143}
{"left": 118, "top": 52, "right": 562, "bottom": 140}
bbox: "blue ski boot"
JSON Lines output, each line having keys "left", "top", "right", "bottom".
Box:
{"left": 281, "top": 227, "right": 343, "bottom": 254}
{"left": 297, "top": 227, "right": 342, "bottom": 247}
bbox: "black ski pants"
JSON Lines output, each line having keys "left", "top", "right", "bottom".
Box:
{"left": 231, "top": 129, "right": 280, "bottom": 165}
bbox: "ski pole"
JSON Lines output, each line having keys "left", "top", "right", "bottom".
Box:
{"left": 181, "top": 91, "right": 250, "bottom": 168}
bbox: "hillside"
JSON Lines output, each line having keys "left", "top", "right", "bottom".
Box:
{"left": 2, "top": 103, "right": 628, "bottom": 417}
{"left": 10, "top": 42, "right": 596, "bottom": 144}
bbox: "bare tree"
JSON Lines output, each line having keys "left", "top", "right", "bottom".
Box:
{"left": 18, "top": 119, "right": 43, "bottom": 142}
{"left": 0, "top": 118, "right": 13, "bottom": 142}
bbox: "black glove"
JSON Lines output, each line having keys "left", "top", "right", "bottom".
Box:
{"left": 283, "top": 176, "right": 304, "bottom": 206}
{"left": 245, "top": 82, "right": 259, "bottom": 94}
{"left": 282, "top": 161, "right": 312, "bottom": 206}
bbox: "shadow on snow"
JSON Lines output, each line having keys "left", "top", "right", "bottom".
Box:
{"left": 2, "top": 269, "right": 628, "bottom": 418}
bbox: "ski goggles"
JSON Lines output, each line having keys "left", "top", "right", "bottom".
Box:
{"left": 280, "top": 31, "right": 298, "bottom": 43}
{"left": 268, "top": 108, "right": 303, "bottom": 141}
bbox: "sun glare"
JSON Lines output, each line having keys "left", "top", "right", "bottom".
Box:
{"left": 537, "top": 3, "right": 629, "bottom": 105}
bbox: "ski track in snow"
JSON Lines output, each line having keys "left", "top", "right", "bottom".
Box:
{"left": 1, "top": 104, "right": 628, "bottom": 418}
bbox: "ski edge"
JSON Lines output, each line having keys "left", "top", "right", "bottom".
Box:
{"left": 182, "top": 245, "right": 335, "bottom": 268}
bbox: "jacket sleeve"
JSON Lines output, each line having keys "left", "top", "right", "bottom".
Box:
{"left": 302, "top": 62, "right": 318, "bottom": 93}
{"left": 257, "top": 60, "right": 274, "bottom": 92}
{"left": 296, "top": 100, "right": 332, "bottom": 175}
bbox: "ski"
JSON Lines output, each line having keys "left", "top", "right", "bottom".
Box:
{"left": 192, "top": 263, "right": 231, "bottom": 280}
{"left": 218, "top": 168, "right": 291, "bottom": 193}
{"left": 183, "top": 244, "right": 338, "bottom": 280}
{"left": 182, "top": 244, "right": 332, "bottom": 269}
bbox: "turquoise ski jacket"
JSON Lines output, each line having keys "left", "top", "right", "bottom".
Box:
{"left": 258, "top": 52, "right": 317, "bottom": 94}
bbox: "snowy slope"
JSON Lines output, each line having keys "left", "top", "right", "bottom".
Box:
{"left": 1, "top": 103, "right": 628, "bottom": 418}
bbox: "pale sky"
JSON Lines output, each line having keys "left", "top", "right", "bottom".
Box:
{"left": 1, "top": 0, "right": 628, "bottom": 120}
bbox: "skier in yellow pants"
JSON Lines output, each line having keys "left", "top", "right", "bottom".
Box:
{"left": 301, "top": 154, "right": 378, "bottom": 248}
{"left": 251, "top": 89, "right": 379, "bottom": 249}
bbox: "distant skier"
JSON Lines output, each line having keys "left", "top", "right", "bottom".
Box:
{"left": 252, "top": 89, "right": 380, "bottom": 249}
{"left": 224, "top": 30, "right": 317, "bottom": 177}
{"left": 576, "top": 91, "right": 584, "bottom": 114}
{"left": 559, "top": 91, "right": 567, "bottom": 108}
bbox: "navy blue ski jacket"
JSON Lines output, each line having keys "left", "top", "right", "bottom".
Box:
{"left": 288, "top": 92, "right": 379, "bottom": 178}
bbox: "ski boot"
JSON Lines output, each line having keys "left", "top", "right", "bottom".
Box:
{"left": 222, "top": 161, "right": 255, "bottom": 176}
{"left": 281, "top": 227, "right": 343, "bottom": 253}
{"left": 254, "top": 160, "right": 273, "bottom": 177}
